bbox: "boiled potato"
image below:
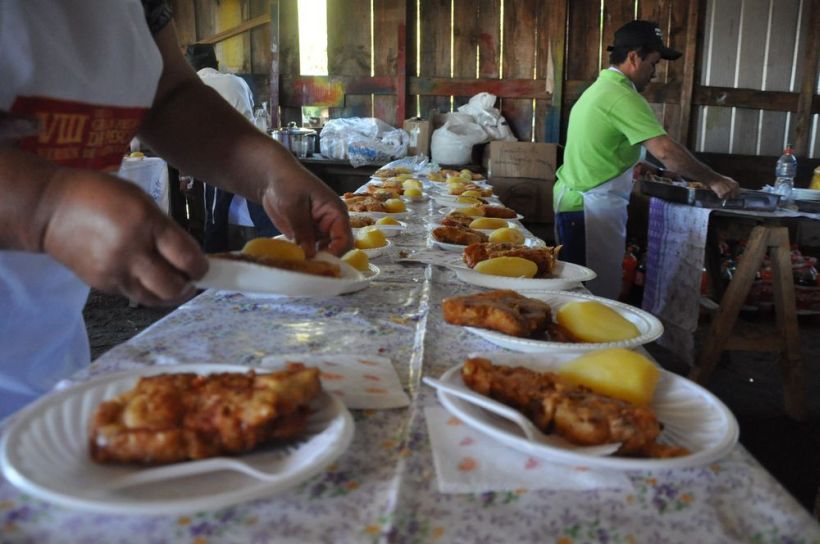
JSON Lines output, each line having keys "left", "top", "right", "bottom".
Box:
{"left": 459, "top": 170, "right": 472, "bottom": 181}
{"left": 469, "top": 217, "right": 508, "bottom": 230}
{"left": 488, "top": 227, "right": 525, "bottom": 244}
{"left": 384, "top": 198, "right": 406, "bottom": 213}
{"left": 454, "top": 206, "right": 485, "bottom": 217}
{"left": 342, "top": 249, "right": 370, "bottom": 272}
{"left": 558, "top": 348, "right": 660, "bottom": 406}
{"left": 376, "top": 216, "right": 401, "bottom": 225}
{"left": 402, "top": 179, "right": 422, "bottom": 190}
{"left": 461, "top": 190, "right": 484, "bottom": 198}
{"left": 355, "top": 227, "right": 388, "bottom": 249}
{"left": 242, "top": 238, "right": 305, "bottom": 261}
{"left": 456, "top": 196, "right": 482, "bottom": 206}
{"left": 474, "top": 256, "right": 537, "bottom": 278}
{"left": 556, "top": 301, "right": 640, "bottom": 343}
{"left": 404, "top": 188, "right": 423, "bottom": 197}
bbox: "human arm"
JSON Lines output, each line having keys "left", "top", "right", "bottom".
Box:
{"left": 643, "top": 135, "right": 739, "bottom": 198}
{"left": 137, "top": 23, "right": 352, "bottom": 256}
{"left": 0, "top": 145, "right": 207, "bottom": 305}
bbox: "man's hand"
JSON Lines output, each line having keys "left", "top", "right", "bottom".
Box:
{"left": 260, "top": 166, "right": 353, "bottom": 257}
{"left": 707, "top": 175, "right": 740, "bottom": 199}
{"left": 42, "top": 168, "right": 208, "bottom": 306}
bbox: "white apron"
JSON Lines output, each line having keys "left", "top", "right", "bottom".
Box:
{"left": 556, "top": 151, "right": 641, "bottom": 300}
{"left": 0, "top": 0, "right": 162, "bottom": 418}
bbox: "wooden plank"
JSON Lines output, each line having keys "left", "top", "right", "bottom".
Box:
{"left": 477, "top": 0, "right": 501, "bottom": 78}
{"left": 411, "top": 77, "right": 551, "bottom": 99}
{"left": 600, "top": 0, "right": 635, "bottom": 71}
{"left": 691, "top": 86, "right": 810, "bottom": 111}
{"left": 565, "top": 80, "right": 682, "bottom": 102}
{"left": 270, "top": 0, "right": 282, "bottom": 128}
{"left": 197, "top": 13, "right": 270, "bottom": 45}
{"left": 373, "top": 0, "right": 406, "bottom": 126}
{"left": 794, "top": 0, "right": 819, "bottom": 157}
{"left": 418, "top": 0, "right": 454, "bottom": 117}
{"left": 249, "top": 0, "right": 271, "bottom": 75}
{"left": 536, "top": 0, "right": 566, "bottom": 143}
{"left": 502, "top": 0, "right": 537, "bottom": 141}
{"left": 566, "top": 0, "right": 601, "bottom": 81}
{"left": 676, "top": 0, "right": 699, "bottom": 146}
{"left": 194, "top": 0, "right": 215, "bottom": 41}
{"left": 171, "top": 0, "right": 197, "bottom": 46}
{"left": 327, "top": 0, "right": 372, "bottom": 116}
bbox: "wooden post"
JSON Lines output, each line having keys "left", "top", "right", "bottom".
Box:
{"left": 395, "top": 16, "right": 407, "bottom": 124}
{"left": 690, "top": 225, "right": 807, "bottom": 420}
{"left": 793, "top": 0, "right": 819, "bottom": 157}
{"left": 679, "top": 0, "right": 700, "bottom": 147}
{"left": 269, "top": 0, "right": 280, "bottom": 129}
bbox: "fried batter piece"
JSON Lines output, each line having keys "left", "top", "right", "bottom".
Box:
{"left": 350, "top": 215, "right": 376, "bottom": 228}
{"left": 461, "top": 358, "right": 688, "bottom": 458}
{"left": 211, "top": 252, "right": 341, "bottom": 278}
{"left": 442, "top": 289, "right": 551, "bottom": 337}
{"left": 441, "top": 212, "right": 475, "bottom": 228}
{"left": 345, "top": 196, "right": 386, "bottom": 212}
{"left": 463, "top": 242, "right": 561, "bottom": 278}
{"left": 89, "top": 364, "right": 322, "bottom": 465}
{"left": 432, "top": 225, "right": 488, "bottom": 246}
{"left": 479, "top": 205, "right": 518, "bottom": 218}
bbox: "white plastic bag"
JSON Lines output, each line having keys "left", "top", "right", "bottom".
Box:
{"left": 319, "top": 117, "right": 409, "bottom": 167}
{"left": 430, "top": 113, "right": 489, "bottom": 165}
{"left": 457, "top": 92, "right": 517, "bottom": 142}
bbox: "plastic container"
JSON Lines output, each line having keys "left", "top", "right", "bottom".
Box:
{"left": 774, "top": 145, "right": 797, "bottom": 204}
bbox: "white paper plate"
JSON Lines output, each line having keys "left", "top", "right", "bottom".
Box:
{"left": 0, "top": 364, "right": 355, "bottom": 516}
{"left": 352, "top": 221, "right": 406, "bottom": 238}
{"left": 196, "top": 252, "right": 370, "bottom": 297}
{"left": 435, "top": 354, "right": 739, "bottom": 470}
{"left": 402, "top": 193, "right": 429, "bottom": 203}
{"left": 461, "top": 290, "right": 663, "bottom": 352}
{"left": 361, "top": 209, "right": 413, "bottom": 219}
{"left": 454, "top": 260, "right": 596, "bottom": 290}
{"left": 432, "top": 195, "right": 501, "bottom": 208}
{"left": 357, "top": 238, "right": 392, "bottom": 259}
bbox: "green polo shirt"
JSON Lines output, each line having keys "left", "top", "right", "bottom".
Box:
{"left": 554, "top": 69, "right": 666, "bottom": 212}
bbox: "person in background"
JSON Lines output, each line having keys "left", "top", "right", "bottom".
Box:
{"left": 185, "top": 43, "right": 278, "bottom": 252}
{"left": 553, "top": 20, "right": 739, "bottom": 300}
{"left": 0, "top": 0, "right": 351, "bottom": 418}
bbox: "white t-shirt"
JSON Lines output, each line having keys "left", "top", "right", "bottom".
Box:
{"left": 0, "top": 0, "right": 163, "bottom": 418}
{"left": 197, "top": 67, "right": 256, "bottom": 227}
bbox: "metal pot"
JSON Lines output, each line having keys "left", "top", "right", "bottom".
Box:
{"left": 271, "top": 122, "right": 317, "bottom": 158}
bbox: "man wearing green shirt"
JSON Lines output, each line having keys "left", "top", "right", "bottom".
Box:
{"left": 553, "top": 20, "right": 738, "bottom": 299}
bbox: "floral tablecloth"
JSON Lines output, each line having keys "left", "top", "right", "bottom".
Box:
{"left": 2, "top": 194, "right": 818, "bottom": 544}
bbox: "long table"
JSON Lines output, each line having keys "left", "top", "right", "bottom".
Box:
{"left": 1, "top": 191, "right": 818, "bottom": 543}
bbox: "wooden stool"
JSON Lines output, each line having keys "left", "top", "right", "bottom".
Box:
{"left": 689, "top": 225, "right": 807, "bottom": 420}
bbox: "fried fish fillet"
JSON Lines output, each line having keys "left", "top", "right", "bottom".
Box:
{"left": 462, "top": 243, "right": 561, "bottom": 278}
{"left": 478, "top": 205, "right": 518, "bottom": 218}
{"left": 211, "top": 252, "right": 342, "bottom": 278}
{"left": 346, "top": 196, "right": 386, "bottom": 212}
{"left": 442, "top": 289, "right": 551, "bottom": 337}
{"left": 461, "top": 358, "right": 688, "bottom": 458}
{"left": 441, "top": 212, "right": 475, "bottom": 228}
{"left": 90, "top": 364, "right": 321, "bottom": 465}
{"left": 432, "top": 225, "right": 488, "bottom": 246}
{"left": 349, "top": 215, "right": 376, "bottom": 228}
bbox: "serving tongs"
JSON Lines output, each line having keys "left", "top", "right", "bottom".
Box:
{"left": 424, "top": 376, "right": 622, "bottom": 456}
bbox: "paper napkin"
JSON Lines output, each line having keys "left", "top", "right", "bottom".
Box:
{"left": 261, "top": 353, "right": 410, "bottom": 409}
{"left": 424, "top": 406, "right": 632, "bottom": 493}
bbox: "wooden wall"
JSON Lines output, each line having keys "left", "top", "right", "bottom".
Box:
{"left": 169, "top": 0, "right": 820, "bottom": 164}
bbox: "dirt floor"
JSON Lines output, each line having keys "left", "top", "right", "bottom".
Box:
{"left": 82, "top": 289, "right": 820, "bottom": 518}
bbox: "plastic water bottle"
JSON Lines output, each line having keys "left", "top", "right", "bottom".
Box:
{"left": 774, "top": 145, "right": 797, "bottom": 204}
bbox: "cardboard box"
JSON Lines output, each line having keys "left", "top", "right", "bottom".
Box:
{"left": 489, "top": 177, "right": 556, "bottom": 225}
{"left": 482, "top": 141, "right": 558, "bottom": 180}
{"left": 404, "top": 118, "right": 432, "bottom": 157}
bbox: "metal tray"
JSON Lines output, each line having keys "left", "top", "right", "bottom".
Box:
{"left": 795, "top": 199, "right": 820, "bottom": 214}
{"left": 640, "top": 179, "right": 781, "bottom": 211}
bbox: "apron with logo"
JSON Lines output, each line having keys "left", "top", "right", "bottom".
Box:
{"left": 0, "top": 0, "right": 162, "bottom": 417}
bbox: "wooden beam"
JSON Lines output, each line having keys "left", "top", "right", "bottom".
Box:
{"left": 794, "top": 0, "right": 819, "bottom": 157}
{"left": 395, "top": 16, "right": 407, "bottom": 123}
{"left": 692, "top": 86, "right": 807, "bottom": 112}
{"left": 564, "top": 80, "right": 682, "bottom": 103}
{"left": 269, "top": 1, "right": 280, "bottom": 128}
{"left": 679, "top": 0, "right": 700, "bottom": 147}
{"left": 197, "top": 13, "right": 271, "bottom": 45}
{"left": 410, "top": 77, "right": 551, "bottom": 99}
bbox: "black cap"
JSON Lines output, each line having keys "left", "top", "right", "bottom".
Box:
{"left": 607, "top": 20, "right": 682, "bottom": 60}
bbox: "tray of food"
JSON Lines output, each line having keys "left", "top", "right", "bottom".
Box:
{"left": 640, "top": 178, "right": 781, "bottom": 211}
